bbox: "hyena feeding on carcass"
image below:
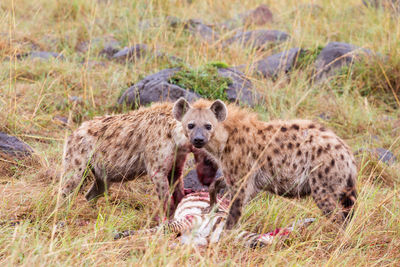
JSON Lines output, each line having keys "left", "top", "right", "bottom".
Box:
{"left": 61, "top": 102, "right": 219, "bottom": 216}
{"left": 172, "top": 98, "right": 358, "bottom": 229}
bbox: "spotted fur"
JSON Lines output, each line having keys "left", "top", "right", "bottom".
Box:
{"left": 61, "top": 102, "right": 219, "bottom": 216}
{"left": 173, "top": 98, "right": 358, "bottom": 229}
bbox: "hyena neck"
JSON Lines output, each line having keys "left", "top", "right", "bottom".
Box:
{"left": 205, "top": 125, "right": 229, "bottom": 159}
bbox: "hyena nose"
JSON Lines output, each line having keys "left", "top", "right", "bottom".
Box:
{"left": 193, "top": 137, "right": 205, "bottom": 148}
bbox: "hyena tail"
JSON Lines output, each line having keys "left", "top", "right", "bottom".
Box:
{"left": 338, "top": 178, "right": 357, "bottom": 223}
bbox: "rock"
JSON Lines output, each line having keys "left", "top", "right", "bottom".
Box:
{"left": 112, "top": 44, "right": 149, "bottom": 63}
{"left": 356, "top": 148, "right": 397, "bottom": 165}
{"left": 99, "top": 39, "right": 121, "bottom": 58}
{"left": 118, "top": 67, "right": 257, "bottom": 108}
{"left": 217, "top": 68, "right": 257, "bottom": 106}
{"left": 241, "top": 4, "right": 273, "bottom": 26}
{"left": 183, "top": 169, "right": 223, "bottom": 192}
{"left": 246, "top": 48, "right": 303, "bottom": 78}
{"left": 185, "top": 19, "right": 219, "bottom": 43}
{"left": 75, "top": 36, "right": 121, "bottom": 58}
{"left": 223, "top": 29, "right": 290, "bottom": 50}
{"left": 53, "top": 116, "right": 69, "bottom": 126}
{"left": 118, "top": 68, "right": 200, "bottom": 108}
{"left": 68, "top": 95, "right": 83, "bottom": 104}
{"left": 0, "top": 132, "right": 33, "bottom": 158}
{"left": 14, "top": 51, "right": 64, "bottom": 61}
{"left": 314, "top": 42, "right": 371, "bottom": 82}
{"left": 362, "top": 0, "right": 400, "bottom": 12}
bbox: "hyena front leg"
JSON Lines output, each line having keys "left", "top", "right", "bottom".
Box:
{"left": 85, "top": 164, "right": 107, "bottom": 201}
{"left": 225, "top": 178, "right": 260, "bottom": 230}
{"left": 209, "top": 176, "right": 227, "bottom": 210}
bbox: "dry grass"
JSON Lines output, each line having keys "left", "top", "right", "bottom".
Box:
{"left": 1, "top": 0, "right": 400, "bottom": 266}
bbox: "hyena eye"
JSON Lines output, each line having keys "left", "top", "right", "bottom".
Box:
{"left": 188, "top": 123, "right": 195, "bottom": 130}
{"left": 205, "top": 124, "right": 212, "bottom": 130}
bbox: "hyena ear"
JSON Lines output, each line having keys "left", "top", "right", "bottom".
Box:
{"left": 210, "top": 99, "right": 227, "bottom": 122}
{"left": 173, "top": 97, "right": 191, "bottom": 121}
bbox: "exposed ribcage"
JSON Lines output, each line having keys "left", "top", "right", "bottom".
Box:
{"left": 114, "top": 192, "right": 314, "bottom": 247}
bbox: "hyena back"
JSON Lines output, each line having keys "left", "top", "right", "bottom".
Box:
{"left": 61, "top": 102, "right": 218, "bottom": 215}
{"left": 173, "top": 98, "right": 358, "bottom": 229}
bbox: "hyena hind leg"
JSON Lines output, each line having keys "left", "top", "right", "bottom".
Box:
{"left": 309, "top": 173, "right": 357, "bottom": 225}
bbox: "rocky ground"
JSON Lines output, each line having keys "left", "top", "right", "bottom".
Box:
{"left": 0, "top": 0, "right": 400, "bottom": 265}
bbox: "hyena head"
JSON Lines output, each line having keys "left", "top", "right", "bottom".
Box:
{"left": 173, "top": 98, "right": 227, "bottom": 149}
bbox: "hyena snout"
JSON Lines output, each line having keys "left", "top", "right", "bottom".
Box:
{"left": 192, "top": 129, "right": 208, "bottom": 148}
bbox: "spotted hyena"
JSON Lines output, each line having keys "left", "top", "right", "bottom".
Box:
{"left": 61, "top": 102, "right": 218, "bottom": 216}
{"left": 173, "top": 98, "right": 358, "bottom": 229}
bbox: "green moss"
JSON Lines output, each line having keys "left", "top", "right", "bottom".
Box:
{"left": 168, "top": 63, "right": 232, "bottom": 100}
{"left": 296, "top": 45, "right": 324, "bottom": 68}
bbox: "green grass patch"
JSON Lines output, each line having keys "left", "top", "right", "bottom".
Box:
{"left": 168, "top": 62, "right": 232, "bottom": 100}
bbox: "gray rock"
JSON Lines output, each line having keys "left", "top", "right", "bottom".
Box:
{"left": 223, "top": 29, "right": 290, "bottom": 50}
{"left": 363, "top": 0, "right": 400, "bottom": 12}
{"left": 356, "top": 148, "right": 397, "bottom": 165}
{"left": 314, "top": 42, "right": 371, "bottom": 81}
{"left": 99, "top": 39, "right": 121, "bottom": 58}
{"left": 14, "top": 51, "right": 64, "bottom": 61}
{"left": 185, "top": 19, "right": 219, "bottom": 43}
{"left": 112, "top": 44, "right": 149, "bottom": 63}
{"left": 118, "top": 67, "right": 257, "bottom": 108}
{"left": 249, "top": 48, "right": 303, "bottom": 78}
{"left": 183, "top": 169, "right": 223, "bottom": 192}
{"left": 374, "top": 148, "right": 397, "bottom": 165}
{"left": 118, "top": 68, "right": 200, "bottom": 108}
{"left": 217, "top": 68, "right": 257, "bottom": 106}
{"left": 0, "top": 132, "right": 33, "bottom": 158}
{"left": 241, "top": 4, "right": 273, "bottom": 26}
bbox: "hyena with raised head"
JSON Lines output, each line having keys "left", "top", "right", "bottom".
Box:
{"left": 61, "top": 102, "right": 218, "bottom": 216}
{"left": 172, "top": 98, "right": 358, "bottom": 229}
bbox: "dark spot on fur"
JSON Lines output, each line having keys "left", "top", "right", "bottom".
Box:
{"left": 326, "top": 144, "right": 331, "bottom": 150}
{"left": 308, "top": 124, "right": 315, "bottom": 129}
{"left": 318, "top": 172, "right": 322, "bottom": 179}
{"left": 280, "top": 143, "right": 284, "bottom": 149}
{"left": 291, "top": 124, "right": 300, "bottom": 130}
{"left": 292, "top": 163, "right": 297, "bottom": 169}
{"left": 319, "top": 127, "right": 326, "bottom": 132}
{"left": 331, "top": 159, "right": 335, "bottom": 167}
{"left": 340, "top": 193, "right": 354, "bottom": 208}
{"left": 273, "top": 148, "right": 280, "bottom": 154}
{"left": 167, "top": 132, "right": 172, "bottom": 139}
{"left": 335, "top": 144, "right": 342, "bottom": 150}
{"left": 275, "top": 137, "right": 280, "bottom": 143}
{"left": 252, "top": 151, "right": 257, "bottom": 159}
{"left": 287, "top": 142, "right": 293, "bottom": 149}
{"left": 267, "top": 156, "right": 272, "bottom": 162}
{"left": 257, "top": 129, "right": 263, "bottom": 135}
{"left": 297, "top": 150, "right": 302, "bottom": 156}
{"left": 224, "top": 146, "right": 231, "bottom": 153}
{"left": 311, "top": 155, "right": 315, "bottom": 160}
{"left": 322, "top": 189, "right": 326, "bottom": 193}
{"left": 74, "top": 158, "right": 81, "bottom": 165}
{"left": 312, "top": 178, "right": 316, "bottom": 184}
{"left": 317, "top": 147, "right": 323, "bottom": 157}
{"left": 292, "top": 134, "right": 297, "bottom": 141}
{"left": 325, "top": 166, "right": 330, "bottom": 174}
{"left": 280, "top": 127, "right": 287, "bottom": 132}
{"left": 296, "top": 142, "right": 300, "bottom": 148}
{"left": 340, "top": 154, "right": 345, "bottom": 160}
{"left": 102, "top": 117, "right": 113, "bottom": 123}
{"left": 347, "top": 176, "right": 354, "bottom": 187}
{"left": 266, "top": 125, "right": 273, "bottom": 131}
